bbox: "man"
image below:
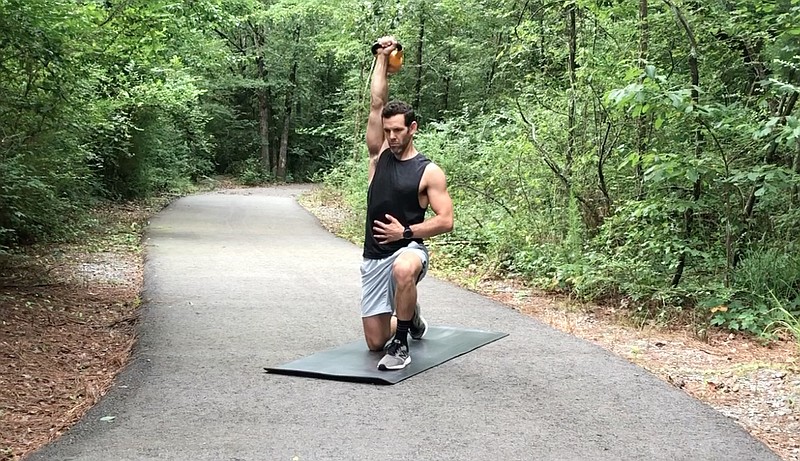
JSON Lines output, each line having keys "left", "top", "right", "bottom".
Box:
{"left": 361, "top": 36, "right": 454, "bottom": 371}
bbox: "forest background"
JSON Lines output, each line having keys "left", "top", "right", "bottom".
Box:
{"left": 2, "top": 0, "right": 800, "bottom": 339}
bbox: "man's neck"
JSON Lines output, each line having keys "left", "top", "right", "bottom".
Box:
{"left": 393, "top": 142, "right": 418, "bottom": 161}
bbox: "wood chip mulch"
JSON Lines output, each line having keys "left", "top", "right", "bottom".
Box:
{"left": 1, "top": 204, "right": 150, "bottom": 461}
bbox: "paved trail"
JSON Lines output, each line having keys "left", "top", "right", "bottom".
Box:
{"left": 28, "top": 186, "right": 780, "bottom": 461}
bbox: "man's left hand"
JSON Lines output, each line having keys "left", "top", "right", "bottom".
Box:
{"left": 373, "top": 214, "right": 404, "bottom": 244}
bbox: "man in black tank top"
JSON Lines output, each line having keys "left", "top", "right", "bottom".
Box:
{"left": 362, "top": 36, "right": 454, "bottom": 371}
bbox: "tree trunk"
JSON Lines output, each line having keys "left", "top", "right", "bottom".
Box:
{"left": 256, "top": 56, "right": 271, "bottom": 174}
{"left": 636, "top": 0, "right": 648, "bottom": 199}
{"left": 443, "top": 63, "right": 451, "bottom": 113}
{"left": 278, "top": 63, "right": 296, "bottom": 182}
{"left": 442, "top": 25, "right": 452, "bottom": 114}
{"left": 414, "top": 3, "right": 425, "bottom": 111}
{"left": 539, "top": 8, "right": 545, "bottom": 65}
{"left": 259, "top": 87, "right": 271, "bottom": 174}
{"left": 566, "top": 3, "right": 577, "bottom": 182}
{"left": 250, "top": 25, "right": 273, "bottom": 176}
{"left": 484, "top": 31, "right": 503, "bottom": 109}
{"left": 734, "top": 87, "right": 797, "bottom": 267}
{"left": 277, "top": 26, "right": 301, "bottom": 182}
{"left": 664, "top": 0, "right": 702, "bottom": 288}
{"left": 793, "top": 144, "right": 800, "bottom": 203}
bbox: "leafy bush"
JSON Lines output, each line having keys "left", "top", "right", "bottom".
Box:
{"left": 697, "top": 248, "right": 800, "bottom": 335}
{"left": 234, "top": 158, "right": 273, "bottom": 186}
{"left": 0, "top": 144, "right": 92, "bottom": 246}
{"left": 766, "top": 302, "right": 800, "bottom": 351}
{"left": 734, "top": 248, "right": 800, "bottom": 304}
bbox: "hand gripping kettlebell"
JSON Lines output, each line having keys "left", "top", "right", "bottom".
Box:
{"left": 371, "top": 42, "right": 404, "bottom": 74}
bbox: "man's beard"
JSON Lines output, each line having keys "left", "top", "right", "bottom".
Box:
{"left": 389, "top": 139, "right": 407, "bottom": 155}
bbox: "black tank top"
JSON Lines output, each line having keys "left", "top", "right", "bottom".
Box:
{"left": 363, "top": 149, "right": 431, "bottom": 259}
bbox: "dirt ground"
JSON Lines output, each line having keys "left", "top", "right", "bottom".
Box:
{"left": 1, "top": 187, "right": 798, "bottom": 460}
{"left": 0, "top": 202, "right": 154, "bottom": 461}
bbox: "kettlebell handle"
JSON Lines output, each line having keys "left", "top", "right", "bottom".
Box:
{"left": 371, "top": 42, "right": 403, "bottom": 55}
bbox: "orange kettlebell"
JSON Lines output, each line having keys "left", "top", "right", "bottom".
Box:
{"left": 371, "top": 42, "right": 404, "bottom": 74}
{"left": 387, "top": 49, "right": 404, "bottom": 74}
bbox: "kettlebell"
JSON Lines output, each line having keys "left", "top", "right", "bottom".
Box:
{"left": 371, "top": 42, "right": 404, "bottom": 74}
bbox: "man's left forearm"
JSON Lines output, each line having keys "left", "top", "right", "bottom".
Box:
{"left": 408, "top": 215, "right": 453, "bottom": 240}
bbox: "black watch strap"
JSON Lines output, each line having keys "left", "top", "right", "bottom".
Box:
{"left": 403, "top": 226, "right": 413, "bottom": 239}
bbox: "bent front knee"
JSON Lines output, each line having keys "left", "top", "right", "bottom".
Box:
{"left": 392, "top": 260, "right": 420, "bottom": 287}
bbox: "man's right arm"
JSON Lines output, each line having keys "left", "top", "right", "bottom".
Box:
{"left": 366, "top": 37, "right": 397, "bottom": 182}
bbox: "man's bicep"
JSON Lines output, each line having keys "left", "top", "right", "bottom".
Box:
{"left": 427, "top": 167, "right": 453, "bottom": 217}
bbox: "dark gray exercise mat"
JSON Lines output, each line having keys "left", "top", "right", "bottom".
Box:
{"left": 264, "top": 326, "right": 508, "bottom": 385}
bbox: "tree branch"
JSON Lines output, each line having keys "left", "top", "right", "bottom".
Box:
{"left": 214, "top": 28, "right": 248, "bottom": 56}
{"left": 452, "top": 180, "right": 515, "bottom": 217}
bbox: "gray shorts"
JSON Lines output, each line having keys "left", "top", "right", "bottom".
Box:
{"left": 360, "top": 241, "right": 429, "bottom": 317}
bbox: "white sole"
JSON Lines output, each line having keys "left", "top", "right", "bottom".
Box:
{"left": 378, "top": 357, "right": 411, "bottom": 371}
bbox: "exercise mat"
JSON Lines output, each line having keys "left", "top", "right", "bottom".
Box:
{"left": 264, "top": 326, "right": 508, "bottom": 385}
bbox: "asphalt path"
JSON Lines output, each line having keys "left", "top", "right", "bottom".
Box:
{"left": 28, "top": 185, "right": 780, "bottom": 461}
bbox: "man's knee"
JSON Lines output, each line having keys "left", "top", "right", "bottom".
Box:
{"left": 366, "top": 336, "right": 387, "bottom": 351}
{"left": 364, "top": 329, "right": 391, "bottom": 351}
{"left": 362, "top": 314, "right": 393, "bottom": 351}
{"left": 392, "top": 257, "right": 421, "bottom": 287}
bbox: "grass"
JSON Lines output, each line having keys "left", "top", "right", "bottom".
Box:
{"left": 766, "top": 305, "right": 800, "bottom": 353}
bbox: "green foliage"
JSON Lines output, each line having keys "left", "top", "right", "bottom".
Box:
{"left": 233, "top": 158, "right": 273, "bottom": 186}
{"left": 704, "top": 297, "right": 772, "bottom": 335}
{"left": 0, "top": 0, "right": 218, "bottom": 244}
{"left": 766, "top": 302, "right": 800, "bottom": 351}
{"left": 697, "top": 248, "right": 800, "bottom": 335}
{"left": 2, "top": 0, "right": 798, "bottom": 338}
{"left": 735, "top": 248, "right": 800, "bottom": 304}
{"left": 0, "top": 152, "right": 90, "bottom": 245}
{"left": 319, "top": 0, "right": 800, "bottom": 337}
{"left": 322, "top": 155, "right": 368, "bottom": 213}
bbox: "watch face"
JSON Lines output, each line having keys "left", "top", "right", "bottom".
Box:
{"left": 404, "top": 228, "right": 412, "bottom": 238}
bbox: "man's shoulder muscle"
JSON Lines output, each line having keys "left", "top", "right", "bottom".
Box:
{"left": 421, "top": 162, "right": 446, "bottom": 187}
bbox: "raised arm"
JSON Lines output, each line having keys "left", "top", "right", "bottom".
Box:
{"left": 365, "top": 37, "right": 397, "bottom": 181}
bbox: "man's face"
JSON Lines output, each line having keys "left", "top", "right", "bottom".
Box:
{"left": 383, "top": 114, "right": 417, "bottom": 155}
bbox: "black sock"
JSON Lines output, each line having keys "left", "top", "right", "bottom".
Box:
{"left": 395, "top": 319, "right": 413, "bottom": 345}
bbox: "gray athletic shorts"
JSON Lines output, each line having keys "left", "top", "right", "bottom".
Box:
{"left": 360, "top": 241, "right": 429, "bottom": 317}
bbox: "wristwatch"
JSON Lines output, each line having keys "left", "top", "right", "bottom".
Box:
{"left": 403, "top": 226, "right": 413, "bottom": 239}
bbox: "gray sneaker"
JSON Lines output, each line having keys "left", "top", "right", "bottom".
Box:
{"left": 409, "top": 304, "right": 428, "bottom": 340}
{"left": 377, "top": 339, "right": 410, "bottom": 370}
{"left": 382, "top": 335, "right": 395, "bottom": 351}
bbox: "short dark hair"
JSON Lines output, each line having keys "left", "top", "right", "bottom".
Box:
{"left": 382, "top": 100, "right": 416, "bottom": 127}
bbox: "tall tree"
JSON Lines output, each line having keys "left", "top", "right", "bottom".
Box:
{"left": 278, "top": 25, "right": 301, "bottom": 182}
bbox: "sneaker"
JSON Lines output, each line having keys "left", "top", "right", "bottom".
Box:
{"left": 409, "top": 304, "right": 428, "bottom": 340}
{"left": 377, "top": 339, "right": 410, "bottom": 371}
